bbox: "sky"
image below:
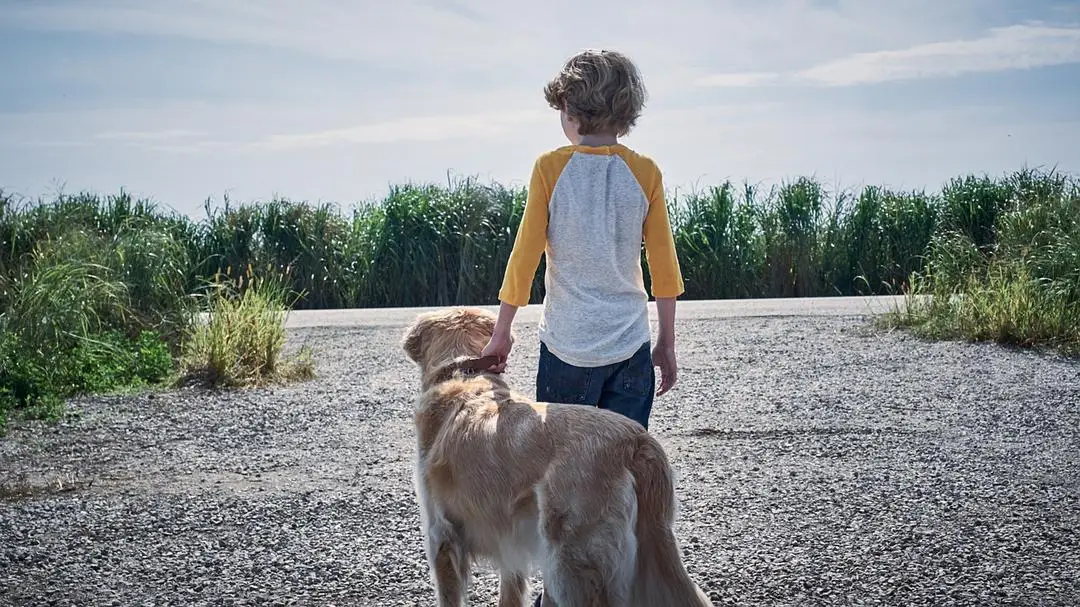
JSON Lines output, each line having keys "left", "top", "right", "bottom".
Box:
{"left": 1, "top": 0, "right": 1079, "bottom": 219}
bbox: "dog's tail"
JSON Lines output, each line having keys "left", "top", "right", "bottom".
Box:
{"left": 628, "top": 434, "right": 714, "bottom": 606}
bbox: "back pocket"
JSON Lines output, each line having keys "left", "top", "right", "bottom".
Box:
{"left": 536, "top": 343, "right": 594, "bottom": 405}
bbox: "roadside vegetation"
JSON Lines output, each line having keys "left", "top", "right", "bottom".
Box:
{"left": 178, "top": 268, "right": 314, "bottom": 388}
{"left": 1, "top": 166, "right": 1076, "bottom": 430}
{"left": 885, "top": 169, "right": 1079, "bottom": 356}
{"left": 0, "top": 192, "right": 312, "bottom": 432}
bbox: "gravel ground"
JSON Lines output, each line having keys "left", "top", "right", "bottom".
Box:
{"left": 2, "top": 309, "right": 1079, "bottom": 606}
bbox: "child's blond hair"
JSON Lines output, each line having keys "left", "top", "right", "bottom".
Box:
{"left": 543, "top": 49, "right": 647, "bottom": 138}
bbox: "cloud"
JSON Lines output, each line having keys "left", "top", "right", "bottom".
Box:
{"left": 693, "top": 72, "right": 780, "bottom": 88}
{"left": 3, "top": 0, "right": 1078, "bottom": 217}
{"left": 0, "top": 1, "right": 549, "bottom": 74}
{"left": 2, "top": 0, "right": 975, "bottom": 91}
{"left": 693, "top": 23, "right": 1080, "bottom": 88}
{"left": 95, "top": 129, "right": 206, "bottom": 142}
{"left": 251, "top": 110, "right": 550, "bottom": 151}
{"left": 795, "top": 23, "right": 1080, "bottom": 86}
{"left": 60, "top": 109, "right": 553, "bottom": 154}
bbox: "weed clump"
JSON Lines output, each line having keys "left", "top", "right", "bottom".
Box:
{"left": 179, "top": 269, "right": 314, "bottom": 388}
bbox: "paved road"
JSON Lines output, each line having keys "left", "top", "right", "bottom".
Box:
{"left": 283, "top": 295, "right": 911, "bottom": 328}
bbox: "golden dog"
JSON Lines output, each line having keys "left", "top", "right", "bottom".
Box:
{"left": 402, "top": 306, "right": 712, "bottom": 606}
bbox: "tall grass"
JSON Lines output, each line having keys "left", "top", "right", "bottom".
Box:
{"left": 668, "top": 182, "right": 765, "bottom": 299}
{"left": 0, "top": 213, "right": 180, "bottom": 427}
{"left": 1, "top": 174, "right": 955, "bottom": 310}
{"left": 351, "top": 178, "right": 533, "bottom": 308}
{"left": 0, "top": 191, "right": 310, "bottom": 430}
{"left": 1, "top": 163, "right": 1077, "bottom": 426}
{"left": 649, "top": 176, "right": 940, "bottom": 300}
{"left": 4, "top": 170, "right": 1073, "bottom": 312}
{"left": 892, "top": 168, "right": 1080, "bottom": 354}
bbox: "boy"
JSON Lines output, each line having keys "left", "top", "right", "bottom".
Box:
{"left": 481, "top": 48, "right": 684, "bottom": 432}
{"left": 481, "top": 48, "right": 685, "bottom": 605}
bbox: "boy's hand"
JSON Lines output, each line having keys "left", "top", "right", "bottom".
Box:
{"left": 653, "top": 297, "right": 679, "bottom": 396}
{"left": 480, "top": 302, "right": 519, "bottom": 373}
{"left": 480, "top": 332, "right": 512, "bottom": 372}
{"left": 652, "top": 340, "right": 677, "bottom": 396}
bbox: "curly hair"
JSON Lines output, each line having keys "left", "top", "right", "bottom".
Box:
{"left": 543, "top": 49, "right": 648, "bottom": 138}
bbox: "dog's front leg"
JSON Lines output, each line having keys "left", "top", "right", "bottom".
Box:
{"left": 420, "top": 514, "right": 471, "bottom": 606}
{"left": 497, "top": 569, "right": 528, "bottom": 607}
{"left": 429, "top": 534, "right": 470, "bottom": 607}
{"left": 416, "top": 465, "right": 470, "bottom": 606}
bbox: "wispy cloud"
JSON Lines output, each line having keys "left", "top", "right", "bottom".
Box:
{"left": 693, "top": 72, "right": 780, "bottom": 88}
{"left": 796, "top": 23, "right": 1080, "bottom": 86}
{"left": 3, "top": 0, "right": 976, "bottom": 91}
{"left": 2, "top": 0, "right": 1079, "bottom": 216}
{"left": 72, "top": 109, "right": 552, "bottom": 154}
{"left": 251, "top": 110, "right": 549, "bottom": 151}
{"left": 695, "top": 23, "right": 1080, "bottom": 88}
{"left": 0, "top": 1, "right": 546, "bottom": 73}
{"left": 95, "top": 129, "right": 206, "bottom": 142}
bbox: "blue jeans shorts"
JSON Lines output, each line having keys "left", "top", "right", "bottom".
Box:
{"left": 535, "top": 340, "right": 655, "bottom": 430}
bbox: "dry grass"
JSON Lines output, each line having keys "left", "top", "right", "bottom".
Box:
{"left": 178, "top": 270, "right": 315, "bottom": 388}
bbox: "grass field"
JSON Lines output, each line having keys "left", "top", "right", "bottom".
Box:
{"left": 1, "top": 165, "right": 1077, "bottom": 427}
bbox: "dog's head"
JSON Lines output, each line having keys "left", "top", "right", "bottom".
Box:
{"left": 402, "top": 307, "right": 504, "bottom": 378}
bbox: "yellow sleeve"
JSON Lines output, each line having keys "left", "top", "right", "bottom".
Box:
{"left": 641, "top": 165, "right": 685, "bottom": 299}
{"left": 498, "top": 158, "right": 551, "bottom": 307}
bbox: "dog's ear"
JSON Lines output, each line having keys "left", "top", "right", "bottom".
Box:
{"left": 402, "top": 317, "right": 431, "bottom": 363}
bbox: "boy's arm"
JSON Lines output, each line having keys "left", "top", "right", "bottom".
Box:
{"left": 641, "top": 166, "right": 684, "bottom": 304}
{"left": 497, "top": 157, "right": 550, "bottom": 307}
{"left": 482, "top": 158, "right": 550, "bottom": 371}
{"left": 654, "top": 296, "right": 677, "bottom": 346}
{"left": 653, "top": 296, "right": 677, "bottom": 395}
{"left": 642, "top": 164, "right": 683, "bottom": 396}
{"left": 491, "top": 301, "right": 519, "bottom": 342}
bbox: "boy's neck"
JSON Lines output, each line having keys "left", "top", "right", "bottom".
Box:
{"left": 576, "top": 133, "right": 618, "bottom": 147}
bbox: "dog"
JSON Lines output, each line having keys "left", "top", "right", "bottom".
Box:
{"left": 402, "top": 306, "right": 713, "bottom": 606}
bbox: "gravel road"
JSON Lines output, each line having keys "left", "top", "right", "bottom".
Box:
{"left": 2, "top": 298, "right": 1078, "bottom": 606}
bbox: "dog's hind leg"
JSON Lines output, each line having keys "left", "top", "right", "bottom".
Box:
{"left": 415, "top": 459, "right": 471, "bottom": 606}
{"left": 497, "top": 568, "right": 528, "bottom": 607}
{"left": 542, "top": 531, "right": 636, "bottom": 607}
{"left": 544, "top": 557, "right": 604, "bottom": 606}
{"left": 539, "top": 469, "right": 638, "bottom": 607}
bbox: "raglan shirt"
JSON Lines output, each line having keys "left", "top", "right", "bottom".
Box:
{"left": 498, "top": 143, "right": 685, "bottom": 368}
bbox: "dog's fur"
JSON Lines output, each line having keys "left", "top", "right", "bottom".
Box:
{"left": 402, "top": 306, "right": 712, "bottom": 606}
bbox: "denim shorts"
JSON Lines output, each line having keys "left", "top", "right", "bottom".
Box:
{"left": 535, "top": 340, "right": 655, "bottom": 430}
